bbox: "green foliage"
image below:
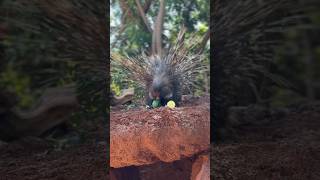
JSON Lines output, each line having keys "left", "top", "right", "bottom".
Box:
{"left": 270, "top": 88, "right": 305, "bottom": 107}
{"left": 273, "top": 10, "right": 320, "bottom": 104}
{"left": 0, "top": 64, "right": 34, "bottom": 108}
{"left": 111, "top": 82, "right": 121, "bottom": 96}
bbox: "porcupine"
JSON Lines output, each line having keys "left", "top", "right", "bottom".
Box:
{"left": 146, "top": 55, "right": 182, "bottom": 107}
{"left": 111, "top": 0, "right": 208, "bottom": 108}
{"left": 112, "top": 31, "right": 205, "bottom": 107}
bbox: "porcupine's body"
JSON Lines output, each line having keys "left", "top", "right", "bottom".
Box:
{"left": 112, "top": 26, "right": 205, "bottom": 108}
{"left": 146, "top": 56, "right": 182, "bottom": 107}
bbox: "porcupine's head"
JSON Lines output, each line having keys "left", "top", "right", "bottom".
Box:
{"left": 148, "top": 57, "right": 180, "bottom": 106}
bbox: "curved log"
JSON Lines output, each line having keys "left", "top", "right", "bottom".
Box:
{"left": 110, "top": 88, "right": 134, "bottom": 106}
{"left": 0, "top": 86, "right": 78, "bottom": 141}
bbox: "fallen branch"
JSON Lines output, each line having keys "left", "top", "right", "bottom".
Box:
{"left": 110, "top": 88, "right": 135, "bottom": 106}
{"left": 0, "top": 86, "right": 78, "bottom": 141}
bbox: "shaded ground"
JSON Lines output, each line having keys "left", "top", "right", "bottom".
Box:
{"left": 111, "top": 157, "right": 195, "bottom": 180}
{"left": 212, "top": 102, "right": 320, "bottom": 179}
{"left": 0, "top": 119, "right": 108, "bottom": 180}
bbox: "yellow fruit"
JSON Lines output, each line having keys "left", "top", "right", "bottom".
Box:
{"left": 167, "top": 100, "right": 175, "bottom": 109}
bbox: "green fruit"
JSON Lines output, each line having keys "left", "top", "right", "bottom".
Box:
{"left": 152, "top": 99, "right": 161, "bottom": 108}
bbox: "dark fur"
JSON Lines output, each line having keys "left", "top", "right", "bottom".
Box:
{"left": 146, "top": 58, "right": 181, "bottom": 107}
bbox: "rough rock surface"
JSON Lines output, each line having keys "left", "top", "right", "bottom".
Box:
{"left": 110, "top": 105, "right": 210, "bottom": 168}
{"left": 191, "top": 154, "right": 210, "bottom": 180}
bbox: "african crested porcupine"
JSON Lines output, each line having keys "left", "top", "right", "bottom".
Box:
{"left": 146, "top": 56, "right": 182, "bottom": 107}
{"left": 112, "top": 29, "right": 207, "bottom": 107}
{"left": 111, "top": 0, "right": 208, "bottom": 107}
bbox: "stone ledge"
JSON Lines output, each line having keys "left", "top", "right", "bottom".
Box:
{"left": 110, "top": 106, "right": 210, "bottom": 168}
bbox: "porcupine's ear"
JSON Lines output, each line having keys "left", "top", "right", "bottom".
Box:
{"left": 151, "top": 0, "right": 166, "bottom": 57}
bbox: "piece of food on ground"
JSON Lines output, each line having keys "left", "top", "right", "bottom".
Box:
{"left": 152, "top": 99, "right": 161, "bottom": 108}
{"left": 167, "top": 100, "right": 175, "bottom": 109}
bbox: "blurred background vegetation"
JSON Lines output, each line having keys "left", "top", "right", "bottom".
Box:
{"left": 0, "top": 0, "right": 107, "bottom": 145}
{"left": 110, "top": 0, "right": 210, "bottom": 102}
{"left": 271, "top": 14, "right": 320, "bottom": 107}
{"left": 0, "top": 0, "right": 107, "bottom": 116}
{"left": 0, "top": 0, "right": 77, "bottom": 108}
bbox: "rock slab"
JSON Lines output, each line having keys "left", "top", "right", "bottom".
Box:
{"left": 110, "top": 106, "right": 210, "bottom": 168}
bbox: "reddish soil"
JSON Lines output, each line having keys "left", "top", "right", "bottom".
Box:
{"left": 110, "top": 95, "right": 210, "bottom": 179}
{"left": 0, "top": 120, "right": 109, "bottom": 180}
{"left": 212, "top": 102, "right": 320, "bottom": 179}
